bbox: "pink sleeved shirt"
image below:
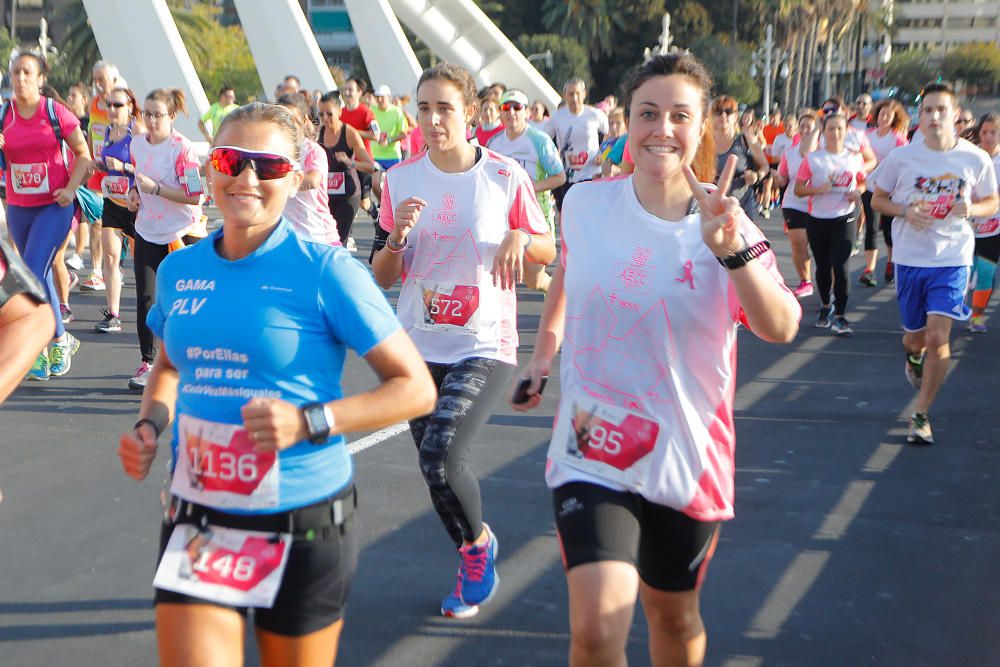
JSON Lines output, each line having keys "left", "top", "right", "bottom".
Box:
{"left": 283, "top": 139, "right": 339, "bottom": 245}
{"left": 131, "top": 130, "right": 205, "bottom": 244}
{"left": 2, "top": 98, "right": 81, "bottom": 207}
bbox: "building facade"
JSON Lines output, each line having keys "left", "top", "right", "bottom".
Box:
{"left": 891, "top": 0, "right": 1000, "bottom": 54}
{"left": 300, "top": 0, "right": 356, "bottom": 72}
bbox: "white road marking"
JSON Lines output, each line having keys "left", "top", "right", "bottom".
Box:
{"left": 348, "top": 422, "right": 410, "bottom": 455}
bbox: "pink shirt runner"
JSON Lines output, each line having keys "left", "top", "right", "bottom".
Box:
{"left": 2, "top": 97, "right": 80, "bottom": 208}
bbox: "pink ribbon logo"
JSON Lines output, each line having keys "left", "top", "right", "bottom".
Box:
{"left": 675, "top": 260, "right": 695, "bottom": 290}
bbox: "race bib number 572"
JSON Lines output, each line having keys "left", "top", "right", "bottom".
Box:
{"left": 416, "top": 282, "right": 481, "bottom": 334}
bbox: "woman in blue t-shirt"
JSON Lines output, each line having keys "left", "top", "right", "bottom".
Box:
{"left": 117, "top": 102, "right": 435, "bottom": 667}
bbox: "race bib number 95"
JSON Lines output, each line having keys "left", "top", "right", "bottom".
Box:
{"left": 550, "top": 395, "right": 660, "bottom": 485}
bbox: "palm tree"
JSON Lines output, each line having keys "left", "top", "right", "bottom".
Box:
{"left": 772, "top": 0, "right": 809, "bottom": 113}
{"left": 541, "top": 0, "right": 622, "bottom": 61}
{"left": 51, "top": 2, "right": 100, "bottom": 86}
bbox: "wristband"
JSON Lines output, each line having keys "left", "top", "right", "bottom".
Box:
{"left": 520, "top": 229, "right": 533, "bottom": 250}
{"left": 154, "top": 183, "right": 161, "bottom": 196}
{"left": 386, "top": 236, "right": 408, "bottom": 253}
{"left": 133, "top": 418, "right": 162, "bottom": 438}
{"left": 716, "top": 239, "right": 771, "bottom": 270}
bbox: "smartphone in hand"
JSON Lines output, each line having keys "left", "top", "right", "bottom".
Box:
{"left": 512, "top": 376, "right": 548, "bottom": 405}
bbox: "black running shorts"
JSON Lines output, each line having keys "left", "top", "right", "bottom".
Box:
{"left": 154, "top": 489, "right": 359, "bottom": 637}
{"left": 783, "top": 207, "right": 810, "bottom": 230}
{"left": 552, "top": 481, "right": 720, "bottom": 592}
{"left": 101, "top": 199, "right": 136, "bottom": 237}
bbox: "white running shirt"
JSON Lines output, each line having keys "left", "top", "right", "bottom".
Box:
{"left": 796, "top": 148, "right": 866, "bottom": 219}
{"left": 870, "top": 137, "right": 998, "bottom": 267}
{"left": 379, "top": 149, "right": 549, "bottom": 365}
{"left": 547, "top": 106, "right": 609, "bottom": 184}
{"left": 972, "top": 152, "right": 1000, "bottom": 239}
{"left": 544, "top": 176, "right": 798, "bottom": 520}
{"left": 777, "top": 148, "right": 808, "bottom": 213}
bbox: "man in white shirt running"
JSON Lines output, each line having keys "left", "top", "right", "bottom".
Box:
{"left": 547, "top": 77, "right": 608, "bottom": 211}
{"left": 488, "top": 89, "right": 566, "bottom": 292}
{"left": 872, "top": 81, "right": 999, "bottom": 445}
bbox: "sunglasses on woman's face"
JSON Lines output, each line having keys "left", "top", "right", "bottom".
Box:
{"left": 105, "top": 100, "right": 127, "bottom": 109}
{"left": 209, "top": 146, "right": 297, "bottom": 180}
{"left": 500, "top": 102, "right": 524, "bottom": 112}
{"left": 715, "top": 108, "right": 736, "bottom": 116}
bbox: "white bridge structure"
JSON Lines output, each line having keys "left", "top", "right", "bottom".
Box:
{"left": 80, "top": 0, "right": 559, "bottom": 139}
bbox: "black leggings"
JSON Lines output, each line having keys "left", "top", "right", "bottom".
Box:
{"left": 134, "top": 234, "right": 200, "bottom": 363}
{"left": 861, "top": 190, "right": 877, "bottom": 251}
{"left": 329, "top": 193, "right": 361, "bottom": 244}
{"left": 409, "top": 356, "right": 516, "bottom": 549}
{"left": 807, "top": 213, "right": 856, "bottom": 315}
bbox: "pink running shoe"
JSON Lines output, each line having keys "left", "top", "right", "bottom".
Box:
{"left": 128, "top": 362, "right": 151, "bottom": 391}
{"left": 793, "top": 281, "right": 814, "bottom": 298}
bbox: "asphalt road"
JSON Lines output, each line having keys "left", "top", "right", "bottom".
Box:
{"left": 2, "top": 210, "right": 999, "bottom": 667}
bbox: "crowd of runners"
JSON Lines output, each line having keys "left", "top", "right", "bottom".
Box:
{"left": 1, "top": 41, "right": 998, "bottom": 667}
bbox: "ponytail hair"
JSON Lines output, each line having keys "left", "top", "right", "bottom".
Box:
{"left": 146, "top": 87, "right": 187, "bottom": 117}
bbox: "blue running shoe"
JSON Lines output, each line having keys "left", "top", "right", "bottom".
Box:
{"left": 26, "top": 350, "right": 50, "bottom": 381}
{"left": 441, "top": 575, "right": 479, "bottom": 619}
{"left": 49, "top": 333, "right": 80, "bottom": 377}
{"left": 458, "top": 523, "right": 499, "bottom": 605}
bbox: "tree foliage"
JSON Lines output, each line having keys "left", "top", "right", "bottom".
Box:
{"left": 169, "top": 3, "right": 261, "bottom": 101}
{"left": 516, "top": 34, "right": 592, "bottom": 94}
{"left": 885, "top": 48, "right": 934, "bottom": 97}
{"left": 591, "top": 0, "right": 666, "bottom": 99}
{"left": 688, "top": 35, "right": 760, "bottom": 105}
{"left": 942, "top": 42, "right": 1000, "bottom": 93}
{"left": 541, "top": 0, "right": 623, "bottom": 61}
{"left": 39, "top": 0, "right": 261, "bottom": 101}
{"left": 673, "top": 1, "right": 713, "bottom": 42}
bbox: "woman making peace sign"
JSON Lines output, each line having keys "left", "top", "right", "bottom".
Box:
{"left": 513, "top": 53, "right": 800, "bottom": 666}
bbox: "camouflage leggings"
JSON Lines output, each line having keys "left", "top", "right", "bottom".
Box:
{"left": 409, "top": 356, "right": 516, "bottom": 548}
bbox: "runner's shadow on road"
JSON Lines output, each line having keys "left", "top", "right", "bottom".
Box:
{"left": 0, "top": 598, "right": 154, "bottom": 643}
{"left": 0, "top": 621, "right": 154, "bottom": 642}
{"left": 0, "top": 599, "right": 149, "bottom": 614}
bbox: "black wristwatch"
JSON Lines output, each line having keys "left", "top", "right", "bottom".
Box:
{"left": 302, "top": 403, "right": 335, "bottom": 444}
{"left": 716, "top": 240, "right": 771, "bottom": 270}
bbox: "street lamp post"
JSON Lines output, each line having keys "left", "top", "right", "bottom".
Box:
{"left": 527, "top": 50, "right": 553, "bottom": 71}
{"left": 751, "top": 24, "right": 785, "bottom": 114}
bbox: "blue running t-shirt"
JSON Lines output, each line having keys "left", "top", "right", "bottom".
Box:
{"left": 148, "top": 218, "right": 401, "bottom": 513}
